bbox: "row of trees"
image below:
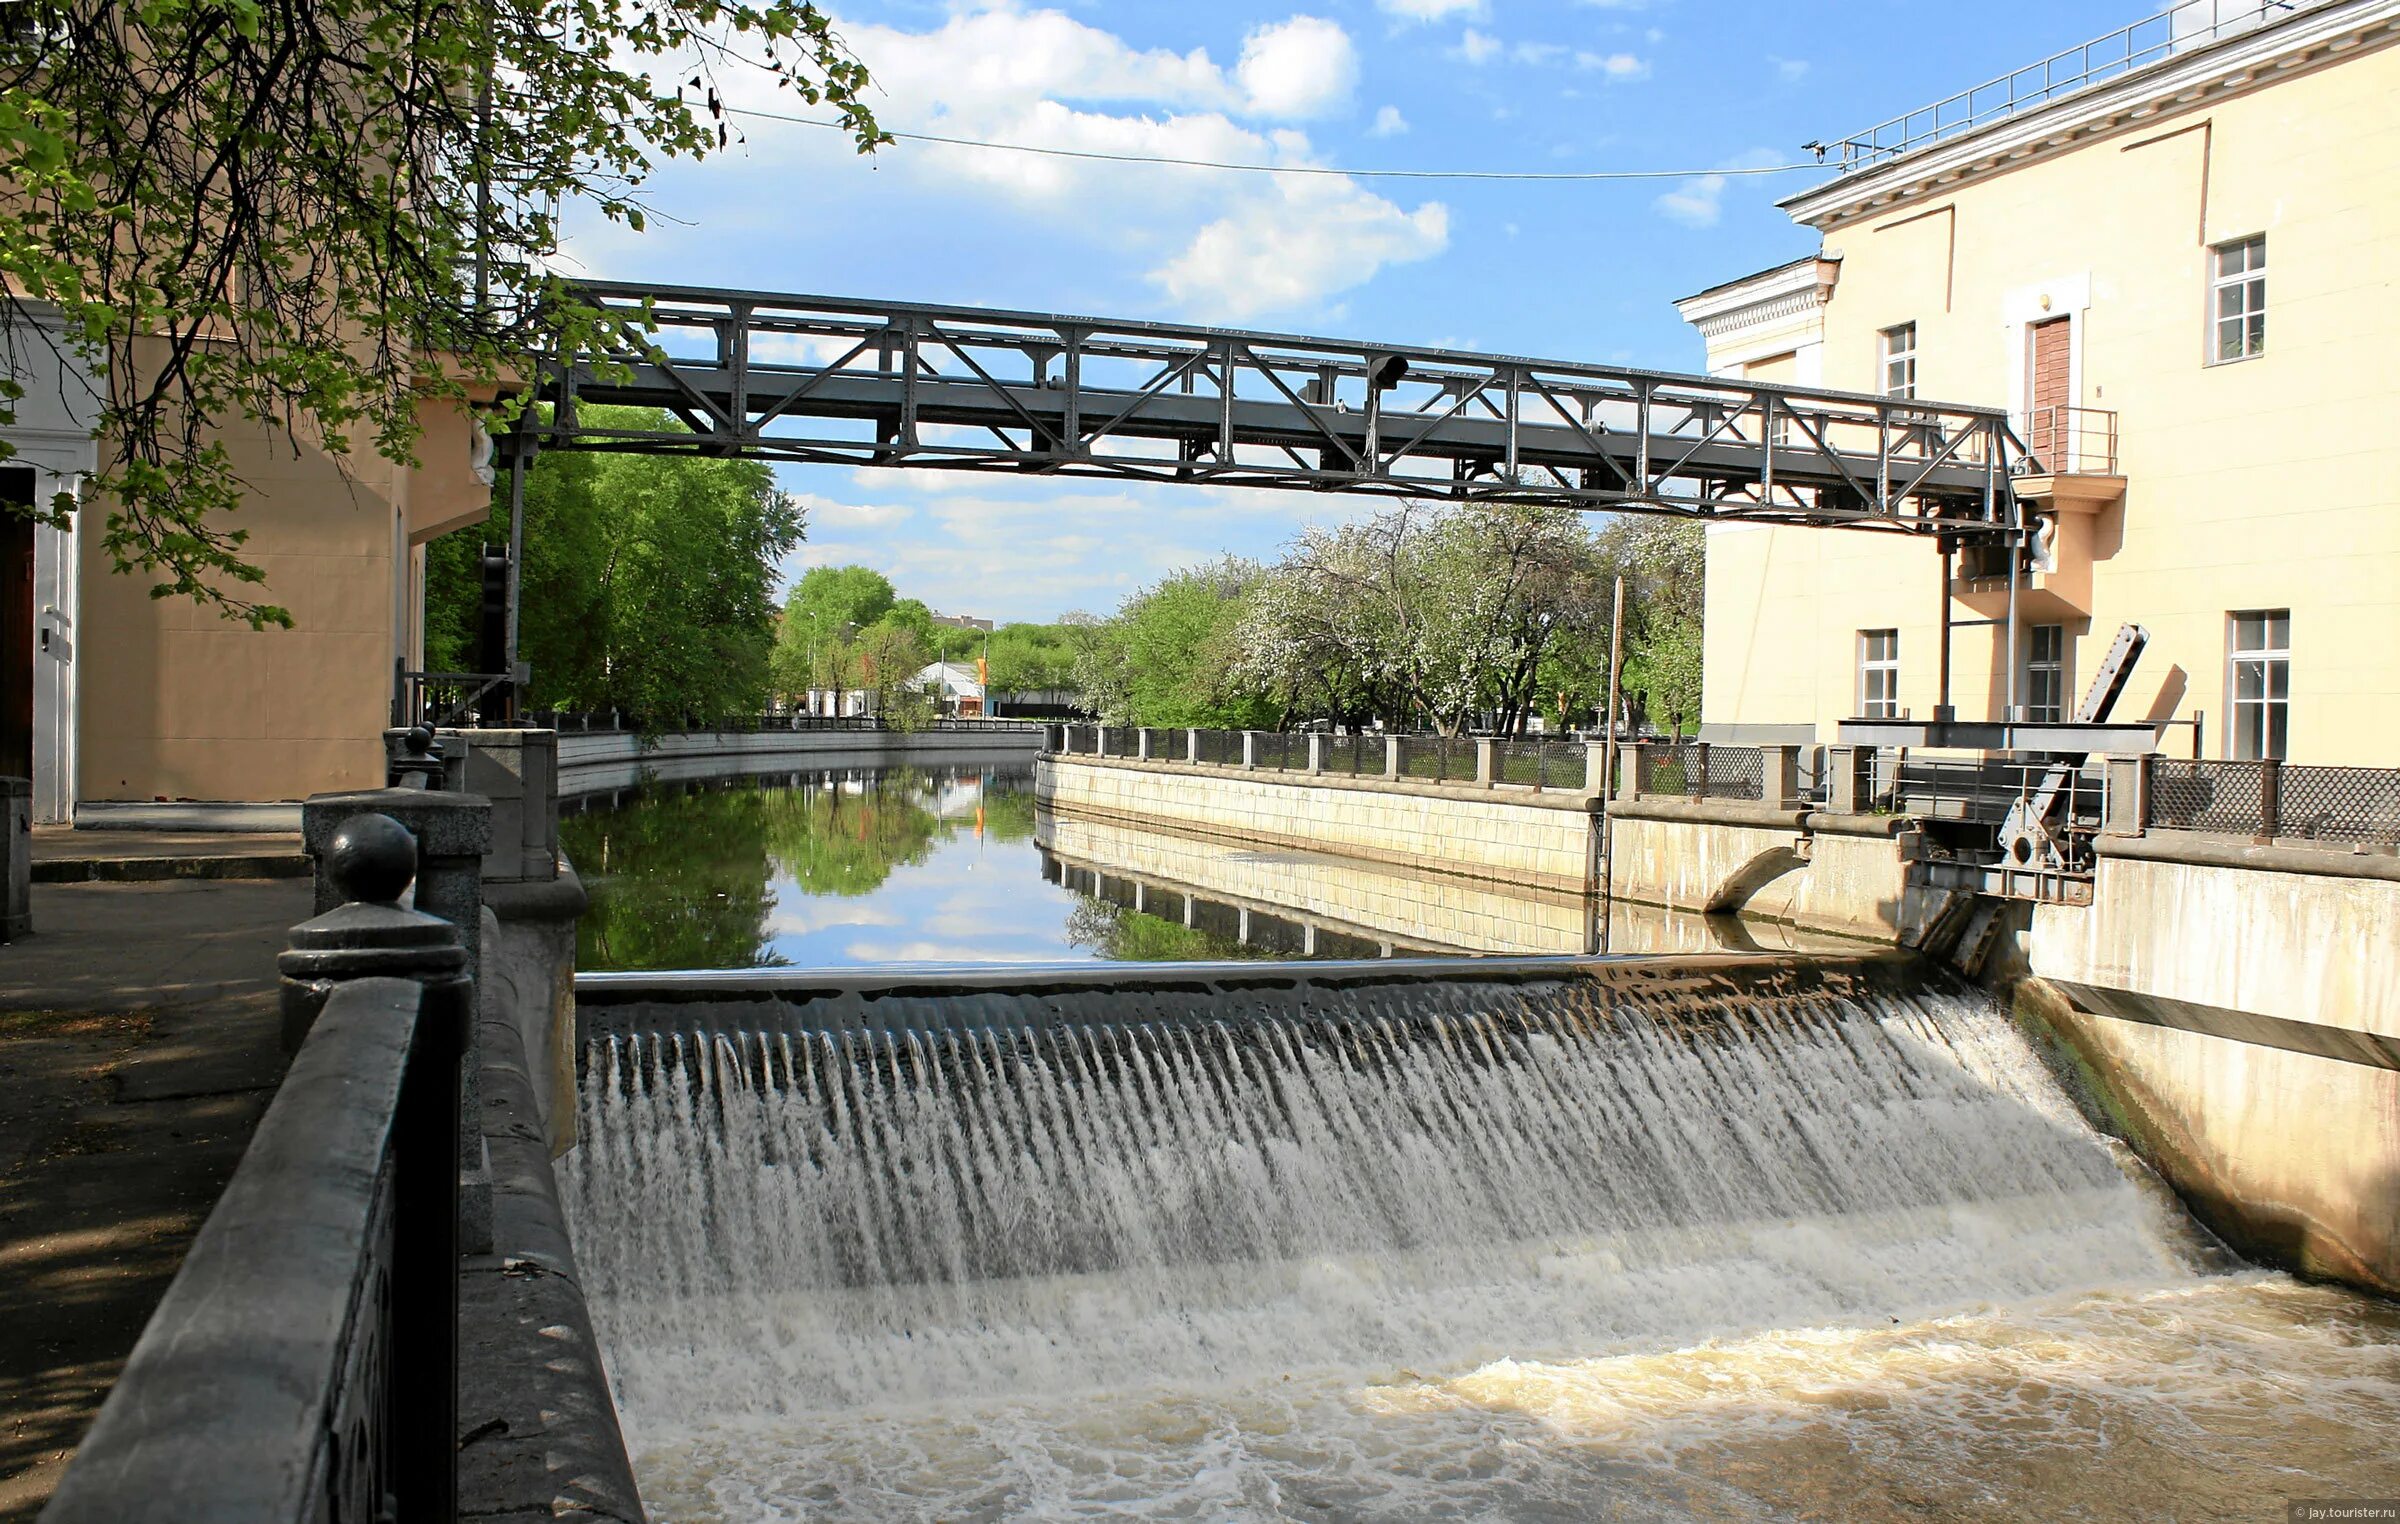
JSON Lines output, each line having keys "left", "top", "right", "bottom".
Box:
{"left": 767, "top": 564, "right": 1080, "bottom": 722}
{"left": 1070, "top": 503, "right": 1704, "bottom": 737}
{"left": 425, "top": 407, "right": 800, "bottom": 723}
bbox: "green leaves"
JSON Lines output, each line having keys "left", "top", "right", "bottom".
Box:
{"left": 0, "top": 1, "right": 882, "bottom": 624}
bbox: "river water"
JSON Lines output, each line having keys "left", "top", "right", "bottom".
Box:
{"left": 559, "top": 765, "right": 2400, "bottom": 1520}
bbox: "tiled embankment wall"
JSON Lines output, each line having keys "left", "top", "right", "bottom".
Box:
{"left": 1036, "top": 755, "right": 1601, "bottom": 896}
{"left": 1037, "top": 808, "right": 1595, "bottom": 956}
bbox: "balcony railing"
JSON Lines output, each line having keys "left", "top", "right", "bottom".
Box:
{"left": 2018, "top": 404, "right": 2119, "bottom": 477}
{"left": 1810, "top": 0, "right": 2322, "bottom": 172}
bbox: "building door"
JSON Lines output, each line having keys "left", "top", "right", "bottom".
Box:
{"left": 1, "top": 468, "right": 33, "bottom": 781}
{"left": 2025, "top": 316, "right": 2072, "bottom": 469}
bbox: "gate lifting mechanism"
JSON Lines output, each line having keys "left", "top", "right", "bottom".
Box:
{"left": 1997, "top": 622, "right": 2149, "bottom": 874}
{"left": 522, "top": 282, "right": 2039, "bottom": 537}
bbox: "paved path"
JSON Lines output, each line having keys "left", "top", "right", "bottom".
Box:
{"left": 0, "top": 878, "right": 308, "bottom": 1519}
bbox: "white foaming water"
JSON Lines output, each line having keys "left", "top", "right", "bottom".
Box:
{"left": 560, "top": 982, "right": 2400, "bottom": 1520}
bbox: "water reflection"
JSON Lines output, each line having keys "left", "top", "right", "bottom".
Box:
{"left": 562, "top": 764, "right": 1866, "bottom": 971}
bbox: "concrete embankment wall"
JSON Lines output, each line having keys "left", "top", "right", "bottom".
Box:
{"left": 558, "top": 727, "right": 1041, "bottom": 797}
{"left": 2015, "top": 836, "right": 2400, "bottom": 1296}
{"left": 1036, "top": 755, "right": 1600, "bottom": 894}
{"left": 1604, "top": 800, "right": 1932, "bottom": 945}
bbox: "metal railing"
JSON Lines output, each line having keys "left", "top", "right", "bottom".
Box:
{"left": 1321, "top": 733, "right": 1380, "bottom": 777}
{"left": 398, "top": 668, "right": 513, "bottom": 729}
{"left": 44, "top": 818, "right": 472, "bottom": 1522}
{"left": 1641, "top": 742, "right": 1765, "bottom": 802}
{"left": 1812, "top": 0, "right": 2320, "bottom": 171}
{"left": 2019, "top": 404, "right": 2119, "bottom": 476}
{"left": 2147, "top": 757, "right": 2400, "bottom": 845}
{"left": 1194, "top": 728, "right": 1245, "bottom": 766}
{"left": 535, "top": 710, "right": 1044, "bottom": 735}
{"left": 1883, "top": 756, "right": 2106, "bottom": 831}
{"left": 1396, "top": 734, "right": 1476, "bottom": 784}
{"left": 1495, "top": 738, "right": 1586, "bottom": 791}
{"left": 1252, "top": 731, "right": 1306, "bottom": 772}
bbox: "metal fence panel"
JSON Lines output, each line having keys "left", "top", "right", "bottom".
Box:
{"left": 2149, "top": 759, "right": 2268, "bottom": 836}
{"left": 2278, "top": 765, "right": 2400, "bottom": 846}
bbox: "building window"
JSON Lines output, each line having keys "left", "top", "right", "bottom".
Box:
{"left": 2024, "top": 624, "right": 2067, "bottom": 723}
{"left": 1879, "top": 323, "right": 1917, "bottom": 399}
{"left": 2228, "top": 610, "right": 2289, "bottom": 760}
{"left": 1859, "top": 629, "right": 1901, "bottom": 719}
{"left": 2210, "top": 235, "right": 2265, "bottom": 364}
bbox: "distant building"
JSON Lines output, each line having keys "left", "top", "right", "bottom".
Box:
{"left": 932, "top": 612, "right": 994, "bottom": 632}
{"left": 1676, "top": 0, "right": 2400, "bottom": 765}
{"left": 914, "top": 661, "right": 985, "bottom": 716}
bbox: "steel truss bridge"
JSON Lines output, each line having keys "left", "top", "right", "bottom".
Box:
{"left": 519, "top": 282, "right": 2035, "bottom": 539}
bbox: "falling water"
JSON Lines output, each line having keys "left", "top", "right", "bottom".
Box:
{"left": 561, "top": 975, "right": 2400, "bottom": 1521}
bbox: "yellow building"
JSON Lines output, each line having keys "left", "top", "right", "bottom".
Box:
{"left": 1, "top": 323, "right": 498, "bottom": 824}
{"left": 1678, "top": 0, "right": 2400, "bottom": 765}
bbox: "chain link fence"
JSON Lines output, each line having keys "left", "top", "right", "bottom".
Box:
{"left": 1495, "top": 739, "right": 1585, "bottom": 791}
{"left": 1320, "top": 734, "right": 1380, "bottom": 776}
{"left": 1194, "top": 728, "right": 1245, "bottom": 766}
{"left": 2148, "top": 758, "right": 2400, "bottom": 845}
{"left": 1396, "top": 735, "right": 1474, "bottom": 784}
{"left": 1640, "top": 742, "right": 1764, "bottom": 801}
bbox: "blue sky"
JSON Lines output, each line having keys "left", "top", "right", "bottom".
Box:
{"left": 559, "top": 0, "right": 2136, "bottom": 623}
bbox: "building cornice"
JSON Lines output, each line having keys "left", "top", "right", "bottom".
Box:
{"left": 1672, "top": 257, "right": 1840, "bottom": 343}
{"left": 1781, "top": 0, "right": 2400, "bottom": 231}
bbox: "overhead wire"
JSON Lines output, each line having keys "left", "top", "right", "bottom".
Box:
{"left": 718, "top": 103, "right": 1820, "bottom": 182}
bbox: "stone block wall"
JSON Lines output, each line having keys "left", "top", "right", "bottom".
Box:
{"left": 1037, "top": 756, "right": 1600, "bottom": 895}
{"left": 1039, "top": 810, "right": 1594, "bottom": 955}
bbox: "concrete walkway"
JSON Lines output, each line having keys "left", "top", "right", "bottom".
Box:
{"left": 0, "top": 877, "right": 307, "bottom": 1520}
{"left": 29, "top": 827, "right": 308, "bottom": 884}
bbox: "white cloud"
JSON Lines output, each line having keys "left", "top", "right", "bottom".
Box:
{"left": 607, "top": 6, "right": 1446, "bottom": 324}
{"left": 1456, "top": 27, "right": 1503, "bottom": 63}
{"left": 1235, "top": 16, "right": 1358, "bottom": 119}
{"left": 1772, "top": 55, "right": 1810, "bottom": 82}
{"left": 1153, "top": 175, "right": 1449, "bottom": 322}
{"left": 1370, "top": 104, "right": 1410, "bottom": 137}
{"left": 1575, "top": 50, "right": 1650, "bottom": 80}
{"left": 1378, "top": 0, "right": 1483, "bottom": 20}
{"left": 1652, "top": 147, "right": 1786, "bottom": 228}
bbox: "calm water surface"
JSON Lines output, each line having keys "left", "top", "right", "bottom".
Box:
{"left": 562, "top": 763, "right": 1505, "bottom": 970}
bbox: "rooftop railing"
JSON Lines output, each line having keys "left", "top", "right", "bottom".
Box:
{"left": 1810, "top": 0, "right": 2321, "bottom": 172}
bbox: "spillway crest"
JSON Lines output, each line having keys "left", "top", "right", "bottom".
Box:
{"left": 564, "top": 972, "right": 2201, "bottom": 1431}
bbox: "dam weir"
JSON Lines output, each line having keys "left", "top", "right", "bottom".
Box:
{"left": 562, "top": 959, "right": 2400, "bottom": 1520}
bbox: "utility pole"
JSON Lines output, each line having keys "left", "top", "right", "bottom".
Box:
{"left": 1601, "top": 574, "right": 1627, "bottom": 796}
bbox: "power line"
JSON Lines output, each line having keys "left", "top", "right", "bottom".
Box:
{"left": 721, "top": 103, "right": 1817, "bottom": 182}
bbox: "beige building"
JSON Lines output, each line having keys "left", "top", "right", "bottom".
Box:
{"left": 2, "top": 320, "right": 499, "bottom": 823}
{"left": 1678, "top": 0, "right": 2400, "bottom": 765}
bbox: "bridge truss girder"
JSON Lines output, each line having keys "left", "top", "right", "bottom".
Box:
{"left": 527, "top": 283, "right": 2032, "bottom": 539}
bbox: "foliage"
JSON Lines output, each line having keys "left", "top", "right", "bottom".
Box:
{"left": 0, "top": 0, "right": 882, "bottom": 625}
{"left": 1603, "top": 518, "right": 1706, "bottom": 737}
{"left": 1239, "top": 502, "right": 1611, "bottom": 735}
{"left": 1070, "top": 559, "right": 1279, "bottom": 727}
{"left": 425, "top": 406, "right": 800, "bottom": 723}
{"left": 858, "top": 621, "right": 935, "bottom": 731}
{"left": 1062, "top": 899, "right": 1268, "bottom": 963}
